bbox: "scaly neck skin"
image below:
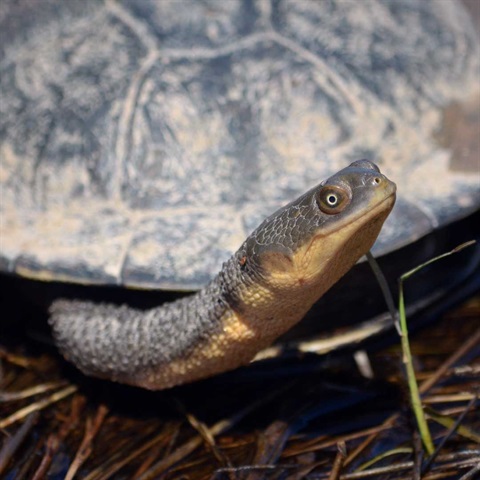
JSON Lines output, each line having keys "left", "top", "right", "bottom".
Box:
{"left": 230, "top": 198, "right": 394, "bottom": 345}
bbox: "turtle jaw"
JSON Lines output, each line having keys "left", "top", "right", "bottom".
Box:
{"left": 293, "top": 187, "right": 396, "bottom": 292}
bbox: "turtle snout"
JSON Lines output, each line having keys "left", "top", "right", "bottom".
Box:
{"left": 372, "top": 173, "right": 396, "bottom": 197}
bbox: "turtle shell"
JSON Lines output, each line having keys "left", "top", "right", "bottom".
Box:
{"left": 1, "top": 0, "right": 479, "bottom": 290}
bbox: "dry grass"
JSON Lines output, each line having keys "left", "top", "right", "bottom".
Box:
{"left": 1, "top": 296, "right": 479, "bottom": 479}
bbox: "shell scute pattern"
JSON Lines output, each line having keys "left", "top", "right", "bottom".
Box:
{"left": 0, "top": 0, "right": 478, "bottom": 288}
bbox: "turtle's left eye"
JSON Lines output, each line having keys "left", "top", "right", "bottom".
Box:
{"left": 317, "top": 185, "right": 351, "bottom": 214}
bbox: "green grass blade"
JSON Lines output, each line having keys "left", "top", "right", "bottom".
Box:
{"left": 397, "top": 240, "right": 476, "bottom": 455}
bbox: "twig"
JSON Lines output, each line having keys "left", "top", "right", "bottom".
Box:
{"left": 0, "top": 385, "right": 77, "bottom": 428}
{"left": 0, "top": 412, "right": 38, "bottom": 476}
{"left": 328, "top": 442, "right": 347, "bottom": 480}
{"left": 419, "top": 328, "right": 480, "bottom": 395}
{"left": 0, "top": 382, "right": 66, "bottom": 402}
{"left": 31, "top": 396, "right": 85, "bottom": 480}
{"left": 422, "top": 392, "right": 479, "bottom": 474}
{"left": 247, "top": 420, "right": 291, "bottom": 480}
{"left": 65, "top": 404, "right": 109, "bottom": 480}
{"left": 458, "top": 462, "right": 480, "bottom": 480}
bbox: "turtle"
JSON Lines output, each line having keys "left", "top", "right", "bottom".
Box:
{"left": 48, "top": 160, "right": 396, "bottom": 389}
{"left": 0, "top": 0, "right": 479, "bottom": 387}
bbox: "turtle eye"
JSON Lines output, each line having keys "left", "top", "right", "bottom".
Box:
{"left": 317, "top": 185, "right": 351, "bottom": 214}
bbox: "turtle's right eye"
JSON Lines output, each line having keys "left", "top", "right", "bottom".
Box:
{"left": 317, "top": 185, "right": 351, "bottom": 214}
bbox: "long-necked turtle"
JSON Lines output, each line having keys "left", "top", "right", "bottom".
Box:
{"left": 1, "top": 0, "right": 479, "bottom": 388}
{"left": 49, "top": 161, "right": 396, "bottom": 389}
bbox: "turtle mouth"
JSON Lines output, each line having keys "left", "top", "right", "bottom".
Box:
{"left": 341, "top": 189, "right": 396, "bottom": 234}
{"left": 359, "top": 190, "right": 396, "bottom": 223}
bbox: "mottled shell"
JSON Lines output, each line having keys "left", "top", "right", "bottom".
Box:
{"left": 1, "top": 0, "right": 479, "bottom": 290}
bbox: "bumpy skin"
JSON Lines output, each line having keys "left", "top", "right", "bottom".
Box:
{"left": 50, "top": 161, "right": 396, "bottom": 389}
{"left": 50, "top": 259, "right": 248, "bottom": 388}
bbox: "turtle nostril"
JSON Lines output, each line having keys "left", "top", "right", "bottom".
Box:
{"left": 373, "top": 177, "right": 381, "bottom": 185}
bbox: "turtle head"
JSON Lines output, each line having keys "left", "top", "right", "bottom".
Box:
{"left": 242, "top": 160, "right": 396, "bottom": 297}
